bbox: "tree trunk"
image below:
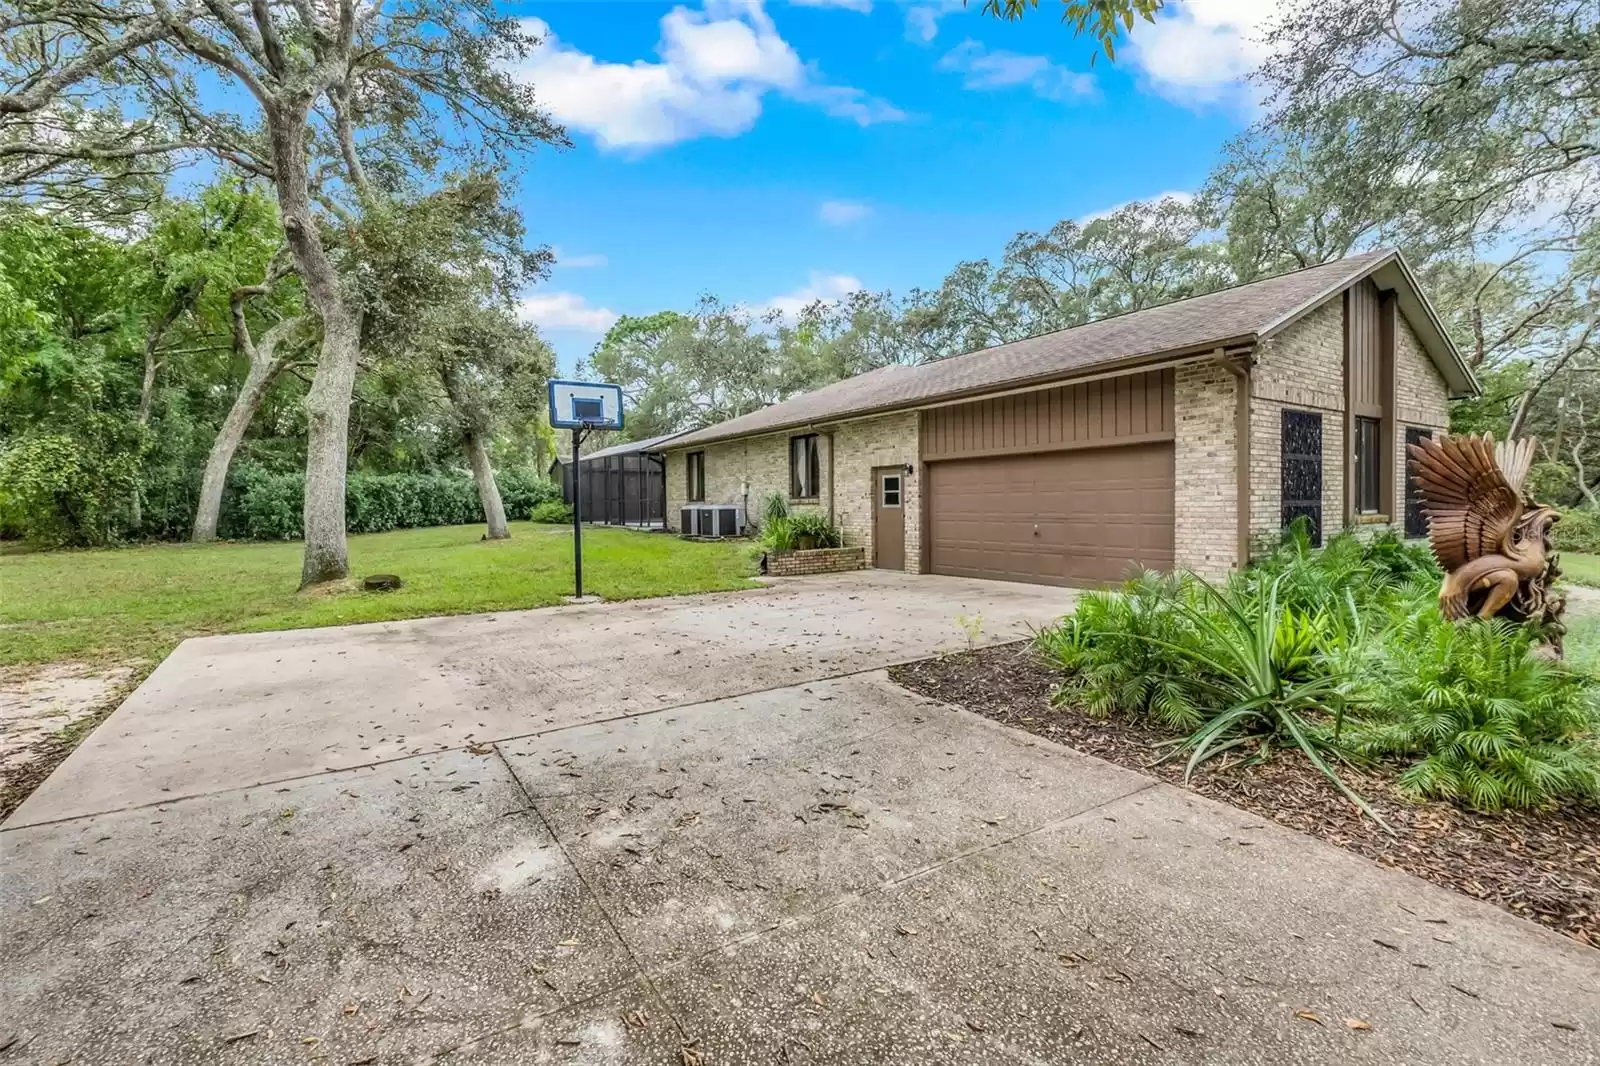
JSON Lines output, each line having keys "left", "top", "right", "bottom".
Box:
{"left": 267, "top": 103, "right": 361, "bottom": 588}
{"left": 192, "top": 315, "right": 300, "bottom": 541}
{"left": 131, "top": 299, "right": 184, "bottom": 533}
{"left": 466, "top": 430, "right": 510, "bottom": 540}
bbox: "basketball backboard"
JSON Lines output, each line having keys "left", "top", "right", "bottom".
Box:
{"left": 548, "top": 379, "right": 624, "bottom": 430}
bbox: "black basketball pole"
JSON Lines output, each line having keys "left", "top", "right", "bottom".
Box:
{"left": 572, "top": 425, "right": 584, "bottom": 598}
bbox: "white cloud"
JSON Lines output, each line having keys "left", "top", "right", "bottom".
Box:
{"left": 554, "top": 249, "right": 608, "bottom": 269}
{"left": 790, "top": 82, "right": 907, "bottom": 125}
{"left": 518, "top": 291, "right": 619, "bottom": 334}
{"left": 791, "top": 0, "right": 871, "bottom": 11}
{"left": 511, "top": 2, "right": 902, "bottom": 151}
{"left": 904, "top": 0, "right": 964, "bottom": 44}
{"left": 1126, "top": 0, "right": 1279, "bottom": 107}
{"left": 1080, "top": 190, "right": 1195, "bottom": 224}
{"left": 818, "top": 199, "right": 871, "bottom": 225}
{"left": 938, "top": 40, "right": 1095, "bottom": 102}
{"left": 763, "top": 271, "right": 865, "bottom": 319}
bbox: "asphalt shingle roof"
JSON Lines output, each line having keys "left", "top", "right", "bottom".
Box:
{"left": 665, "top": 250, "right": 1399, "bottom": 450}
{"left": 572, "top": 431, "right": 686, "bottom": 462}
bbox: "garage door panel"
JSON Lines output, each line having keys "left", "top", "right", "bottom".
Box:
{"left": 928, "top": 443, "right": 1174, "bottom": 588}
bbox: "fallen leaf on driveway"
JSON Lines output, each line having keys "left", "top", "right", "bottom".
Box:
{"left": 1294, "top": 1010, "right": 1323, "bottom": 1025}
{"left": 1344, "top": 1018, "right": 1371, "bottom": 1031}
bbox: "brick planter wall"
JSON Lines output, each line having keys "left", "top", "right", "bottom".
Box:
{"left": 764, "top": 546, "right": 865, "bottom": 577}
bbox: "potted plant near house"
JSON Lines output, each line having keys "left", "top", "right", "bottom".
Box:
{"left": 788, "top": 511, "right": 839, "bottom": 551}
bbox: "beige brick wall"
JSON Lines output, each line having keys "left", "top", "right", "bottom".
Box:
{"left": 831, "top": 411, "right": 921, "bottom": 573}
{"left": 664, "top": 410, "right": 921, "bottom": 572}
{"left": 1250, "top": 298, "right": 1346, "bottom": 550}
{"left": 1249, "top": 293, "right": 1450, "bottom": 553}
{"left": 1394, "top": 309, "right": 1451, "bottom": 511}
{"left": 665, "top": 431, "right": 832, "bottom": 530}
{"left": 1173, "top": 360, "right": 1238, "bottom": 580}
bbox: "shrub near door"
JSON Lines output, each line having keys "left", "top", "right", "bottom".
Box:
{"left": 758, "top": 510, "right": 860, "bottom": 575}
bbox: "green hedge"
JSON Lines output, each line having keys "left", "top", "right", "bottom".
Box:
{"left": 216, "top": 465, "right": 561, "bottom": 541}
{"left": 1557, "top": 508, "right": 1600, "bottom": 556}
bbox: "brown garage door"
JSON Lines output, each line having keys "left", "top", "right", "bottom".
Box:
{"left": 927, "top": 442, "right": 1175, "bottom": 587}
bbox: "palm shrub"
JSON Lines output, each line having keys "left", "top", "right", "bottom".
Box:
{"left": 1245, "top": 524, "right": 1437, "bottom": 617}
{"left": 759, "top": 515, "right": 796, "bottom": 551}
{"left": 1035, "top": 537, "right": 1411, "bottom": 826}
{"left": 1035, "top": 525, "right": 1600, "bottom": 819}
{"left": 1140, "top": 573, "right": 1383, "bottom": 826}
{"left": 1035, "top": 571, "right": 1202, "bottom": 729}
{"left": 786, "top": 510, "right": 841, "bottom": 548}
{"left": 1348, "top": 610, "right": 1600, "bottom": 810}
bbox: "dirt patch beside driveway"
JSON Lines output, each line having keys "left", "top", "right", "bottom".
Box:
{"left": 0, "top": 662, "right": 136, "bottom": 821}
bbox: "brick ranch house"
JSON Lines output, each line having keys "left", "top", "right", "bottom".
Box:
{"left": 661, "top": 249, "right": 1480, "bottom": 586}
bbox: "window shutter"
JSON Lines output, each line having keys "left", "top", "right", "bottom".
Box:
{"left": 1281, "top": 410, "right": 1324, "bottom": 546}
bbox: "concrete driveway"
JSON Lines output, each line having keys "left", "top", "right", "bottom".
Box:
{"left": 3, "top": 572, "right": 1597, "bottom": 1065}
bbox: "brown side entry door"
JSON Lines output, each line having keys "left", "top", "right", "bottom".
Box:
{"left": 872, "top": 466, "right": 906, "bottom": 570}
{"left": 926, "top": 442, "right": 1174, "bottom": 586}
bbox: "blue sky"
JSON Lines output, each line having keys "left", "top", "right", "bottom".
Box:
{"left": 506, "top": 1, "right": 1274, "bottom": 372}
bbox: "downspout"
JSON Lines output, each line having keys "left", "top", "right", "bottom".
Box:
{"left": 825, "top": 429, "right": 836, "bottom": 529}
{"left": 1219, "top": 349, "right": 1256, "bottom": 570}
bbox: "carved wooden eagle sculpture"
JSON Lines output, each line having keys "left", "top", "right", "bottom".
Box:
{"left": 1408, "top": 433, "right": 1561, "bottom": 622}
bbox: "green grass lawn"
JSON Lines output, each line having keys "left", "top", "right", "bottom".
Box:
{"left": 1561, "top": 552, "right": 1600, "bottom": 588}
{"left": 0, "top": 524, "right": 758, "bottom": 669}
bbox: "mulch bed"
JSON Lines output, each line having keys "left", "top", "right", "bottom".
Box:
{"left": 888, "top": 642, "right": 1600, "bottom": 949}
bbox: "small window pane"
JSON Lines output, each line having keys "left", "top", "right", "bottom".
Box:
{"left": 687, "top": 452, "right": 705, "bottom": 502}
{"left": 790, "top": 434, "right": 820, "bottom": 498}
{"left": 1355, "top": 417, "right": 1381, "bottom": 514}
{"left": 881, "top": 475, "right": 901, "bottom": 507}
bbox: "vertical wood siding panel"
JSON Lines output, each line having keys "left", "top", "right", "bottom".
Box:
{"left": 1349, "top": 279, "right": 1384, "bottom": 413}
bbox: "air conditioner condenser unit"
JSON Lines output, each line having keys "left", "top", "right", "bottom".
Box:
{"left": 680, "top": 504, "right": 745, "bottom": 537}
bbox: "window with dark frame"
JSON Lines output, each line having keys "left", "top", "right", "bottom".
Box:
{"left": 1404, "top": 427, "right": 1432, "bottom": 538}
{"left": 790, "top": 434, "right": 820, "bottom": 499}
{"left": 686, "top": 451, "right": 705, "bottom": 503}
{"left": 881, "top": 474, "right": 901, "bottom": 508}
{"left": 1354, "top": 416, "right": 1382, "bottom": 514}
{"left": 1281, "top": 409, "right": 1324, "bottom": 546}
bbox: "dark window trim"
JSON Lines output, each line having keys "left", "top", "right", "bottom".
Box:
{"left": 789, "top": 433, "right": 821, "bottom": 500}
{"left": 1354, "top": 415, "right": 1382, "bottom": 515}
{"left": 686, "top": 451, "right": 705, "bottom": 503}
